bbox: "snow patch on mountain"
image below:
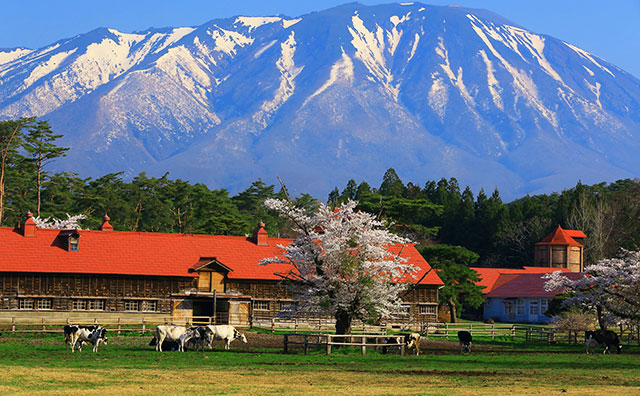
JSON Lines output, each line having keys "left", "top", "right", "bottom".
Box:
{"left": 478, "top": 49, "right": 503, "bottom": 110}
{"left": 235, "top": 16, "right": 282, "bottom": 32}
{"left": 209, "top": 26, "right": 253, "bottom": 56}
{"left": 23, "top": 49, "right": 77, "bottom": 88}
{"left": 348, "top": 14, "right": 398, "bottom": 100}
{"left": 428, "top": 72, "right": 447, "bottom": 120}
{"left": 253, "top": 31, "right": 303, "bottom": 127}
{"left": 467, "top": 14, "right": 557, "bottom": 127}
{"left": 564, "top": 42, "right": 615, "bottom": 77}
{"left": 304, "top": 47, "right": 354, "bottom": 106}
{"left": 283, "top": 18, "right": 302, "bottom": 29}
{"left": 0, "top": 48, "right": 33, "bottom": 66}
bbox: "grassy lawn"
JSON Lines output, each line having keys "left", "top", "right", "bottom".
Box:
{"left": 0, "top": 332, "right": 639, "bottom": 395}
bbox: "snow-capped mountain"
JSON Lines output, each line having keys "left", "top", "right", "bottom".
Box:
{"left": 1, "top": 2, "right": 639, "bottom": 199}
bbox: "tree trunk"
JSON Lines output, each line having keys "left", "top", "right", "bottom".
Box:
{"left": 448, "top": 297, "right": 457, "bottom": 323}
{"left": 596, "top": 305, "right": 607, "bottom": 330}
{"left": 335, "top": 309, "right": 353, "bottom": 335}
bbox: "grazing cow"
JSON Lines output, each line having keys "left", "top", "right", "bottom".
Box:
{"left": 63, "top": 325, "right": 108, "bottom": 352}
{"left": 382, "top": 333, "right": 421, "bottom": 356}
{"left": 585, "top": 330, "right": 622, "bottom": 354}
{"left": 458, "top": 331, "right": 472, "bottom": 352}
{"left": 149, "top": 336, "right": 179, "bottom": 352}
{"left": 155, "top": 325, "right": 192, "bottom": 352}
{"left": 205, "top": 325, "right": 247, "bottom": 350}
{"left": 179, "top": 326, "right": 211, "bottom": 352}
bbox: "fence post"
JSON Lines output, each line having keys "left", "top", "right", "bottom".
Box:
{"left": 271, "top": 318, "right": 275, "bottom": 333}
{"left": 491, "top": 323, "right": 495, "bottom": 339}
{"left": 361, "top": 335, "right": 366, "bottom": 355}
{"left": 294, "top": 319, "right": 298, "bottom": 334}
{"left": 283, "top": 334, "right": 288, "bottom": 354}
{"left": 400, "top": 336, "right": 405, "bottom": 356}
{"left": 142, "top": 318, "right": 146, "bottom": 334}
{"left": 326, "top": 335, "right": 332, "bottom": 355}
{"left": 469, "top": 322, "right": 472, "bottom": 336}
{"left": 304, "top": 334, "right": 309, "bottom": 355}
{"left": 11, "top": 317, "right": 15, "bottom": 333}
{"left": 511, "top": 325, "right": 515, "bottom": 338}
{"left": 117, "top": 317, "right": 122, "bottom": 335}
{"left": 445, "top": 322, "right": 449, "bottom": 337}
{"left": 42, "top": 317, "right": 46, "bottom": 332}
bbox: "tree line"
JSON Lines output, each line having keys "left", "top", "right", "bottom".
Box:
{"left": 3, "top": 118, "right": 640, "bottom": 268}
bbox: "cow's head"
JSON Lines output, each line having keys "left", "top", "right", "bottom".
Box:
{"left": 234, "top": 330, "right": 247, "bottom": 344}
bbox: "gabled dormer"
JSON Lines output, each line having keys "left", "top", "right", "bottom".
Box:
{"left": 60, "top": 230, "right": 81, "bottom": 252}
{"left": 189, "top": 257, "right": 232, "bottom": 293}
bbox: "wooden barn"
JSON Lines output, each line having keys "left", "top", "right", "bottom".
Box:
{"left": 0, "top": 214, "right": 443, "bottom": 326}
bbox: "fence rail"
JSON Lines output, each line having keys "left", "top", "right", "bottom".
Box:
{"left": 283, "top": 333, "right": 407, "bottom": 355}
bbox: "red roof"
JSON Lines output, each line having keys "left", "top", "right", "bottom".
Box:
{"left": 485, "top": 272, "right": 584, "bottom": 298}
{"left": 0, "top": 226, "right": 442, "bottom": 286}
{"left": 471, "top": 266, "right": 570, "bottom": 294}
{"left": 536, "top": 225, "right": 584, "bottom": 247}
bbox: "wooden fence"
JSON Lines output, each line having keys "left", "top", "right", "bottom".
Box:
{"left": 283, "top": 333, "right": 407, "bottom": 355}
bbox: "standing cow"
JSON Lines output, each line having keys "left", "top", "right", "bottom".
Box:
{"left": 205, "top": 325, "right": 247, "bottom": 350}
{"left": 154, "top": 325, "right": 190, "bottom": 352}
{"left": 382, "top": 333, "right": 421, "bottom": 356}
{"left": 458, "top": 331, "right": 472, "bottom": 352}
{"left": 585, "top": 330, "right": 622, "bottom": 354}
{"left": 64, "top": 325, "right": 108, "bottom": 352}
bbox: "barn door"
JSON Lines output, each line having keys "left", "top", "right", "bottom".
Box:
{"left": 229, "top": 301, "right": 249, "bottom": 325}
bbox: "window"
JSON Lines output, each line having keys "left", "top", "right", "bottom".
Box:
{"left": 141, "top": 300, "right": 157, "bottom": 312}
{"left": 36, "top": 299, "right": 52, "bottom": 310}
{"left": 419, "top": 305, "right": 436, "bottom": 315}
{"left": 504, "top": 302, "right": 514, "bottom": 316}
{"left": 516, "top": 299, "right": 525, "bottom": 315}
{"left": 254, "top": 301, "right": 270, "bottom": 311}
{"left": 400, "top": 304, "right": 411, "bottom": 315}
{"left": 73, "top": 299, "right": 87, "bottom": 311}
{"left": 69, "top": 241, "right": 79, "bottom": 251}
{"left": 19, "top": 298, "right": 34, "bottom": 310}
{"left": 88, "top": 300, "right": 104, "bottom": 311}
{"left": 540, "top": 299, "right": 549, "bottom": 315}
{"left": 124, "top": 301, "right": 139, "bottom": 312}
{"left": 279, "top": 301, "right": 296, "bottom": 312}
{"left": 530, "top": 300, "right": 539, "bottom": 316}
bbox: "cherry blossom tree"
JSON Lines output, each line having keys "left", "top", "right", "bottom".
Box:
{"left": 544, "top": 250, "right": 640, "bottom": 330}
{"left": 260, "top": 199, "right": 418, "bottom": 334}
{"left": 33, "top": 213, "right": 86, "bottom": 230}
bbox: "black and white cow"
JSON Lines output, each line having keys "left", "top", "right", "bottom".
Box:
{"left": 205, "top": 325, "right": 247, "bottom": 350}
{"left": 585, "top": 330, "right": 622, "bottom": 354}
{"left": 458, "top": 331, "right": 472, "bottom": 352}
{"left": 154, "top": 325, "right": 190, "bottom": 352}
{"left": 180, "top": 326, "right": 212, "bottom": 352}
{"left": 63, "top": 325, "right": 108, "bottom": 352}
{"left": 382, "top": 333, "right": 421, "bottom": 356}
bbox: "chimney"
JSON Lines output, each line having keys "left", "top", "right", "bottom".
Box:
{"left": 23, "top": 212, "right": 36, "bottom": 237}
{"left": 253, "top": 222, "right": 268, "bottom": 246}
{"left": 98, "top": 214, "right": 113, "bottom": 231}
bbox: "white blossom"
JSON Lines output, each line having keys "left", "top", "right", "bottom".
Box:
{"left": 33, "top": 213, "right": 86, "bottom": 230}
{"left": 260, "top": 199, "right": 418, "bottom": 330}
{"left": 543, "top": 250, "right": 640, "bottom": 325}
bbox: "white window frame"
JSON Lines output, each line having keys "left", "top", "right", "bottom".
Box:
{"left": 516, "top": 299, "right": 525, "bottom": 315}
{"left": 73, "top": 299, "right": 87, "bottom": 311}
{"left": 141, "top": 300, "right": 157, "bottom": 312}
{"left": 124, "top": 300, "right": 139, "bottom": 312}
{"left": 530, "top": 300, "right": 539, "bottom": 316}
{"left": 19, "top": 298, "right": 34, "bottom": 310}
{"left": 88, "top": 300, "right": 104, "bottom": 311}
{"left": 540, "top": 299, "right": 549, "bottom": 314}
{"left": 419, "top": 304, "right": 436, "bottom": 315}
{"left": 254, "top": 300, "right": 270, "bottom": 311}
{"left": 36, "top": 299, "right": 52, "bottom": 310}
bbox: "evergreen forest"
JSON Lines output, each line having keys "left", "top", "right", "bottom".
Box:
{"left": 3, "top": 118, "right": 640, "bottom": 269}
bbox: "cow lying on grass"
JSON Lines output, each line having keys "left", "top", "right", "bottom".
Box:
{"left": 205, "top": 325, "right": 247, "bottom": 350}
{"left": 63, "top": 325, "right": 108, "bottom": 352}
{"left": 458, "top": 331, "right": 472, "bottom": 352}
{"left": 585, "top": 330, "right": 622, "bottom": 354}
{"left": 382, "top": 333, "right": 421, "bottom": 356}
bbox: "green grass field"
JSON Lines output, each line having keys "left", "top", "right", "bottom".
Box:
{"left": 1, "top": 332, "right": 639, "bottom": 395}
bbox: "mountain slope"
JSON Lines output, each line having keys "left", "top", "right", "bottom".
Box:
{"left": 1, "top": 2, "right": 639, "bottom": 199}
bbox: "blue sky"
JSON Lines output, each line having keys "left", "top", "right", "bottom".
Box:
{"left": 2, "top": 1, "right": 640, "bottom": 78}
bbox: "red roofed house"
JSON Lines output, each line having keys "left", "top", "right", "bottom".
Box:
{"left": 0, "top": 214, "right": 443, "bottom": 326}
{"left": 471, "top": 226, "right": 587, "bottom": 323}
